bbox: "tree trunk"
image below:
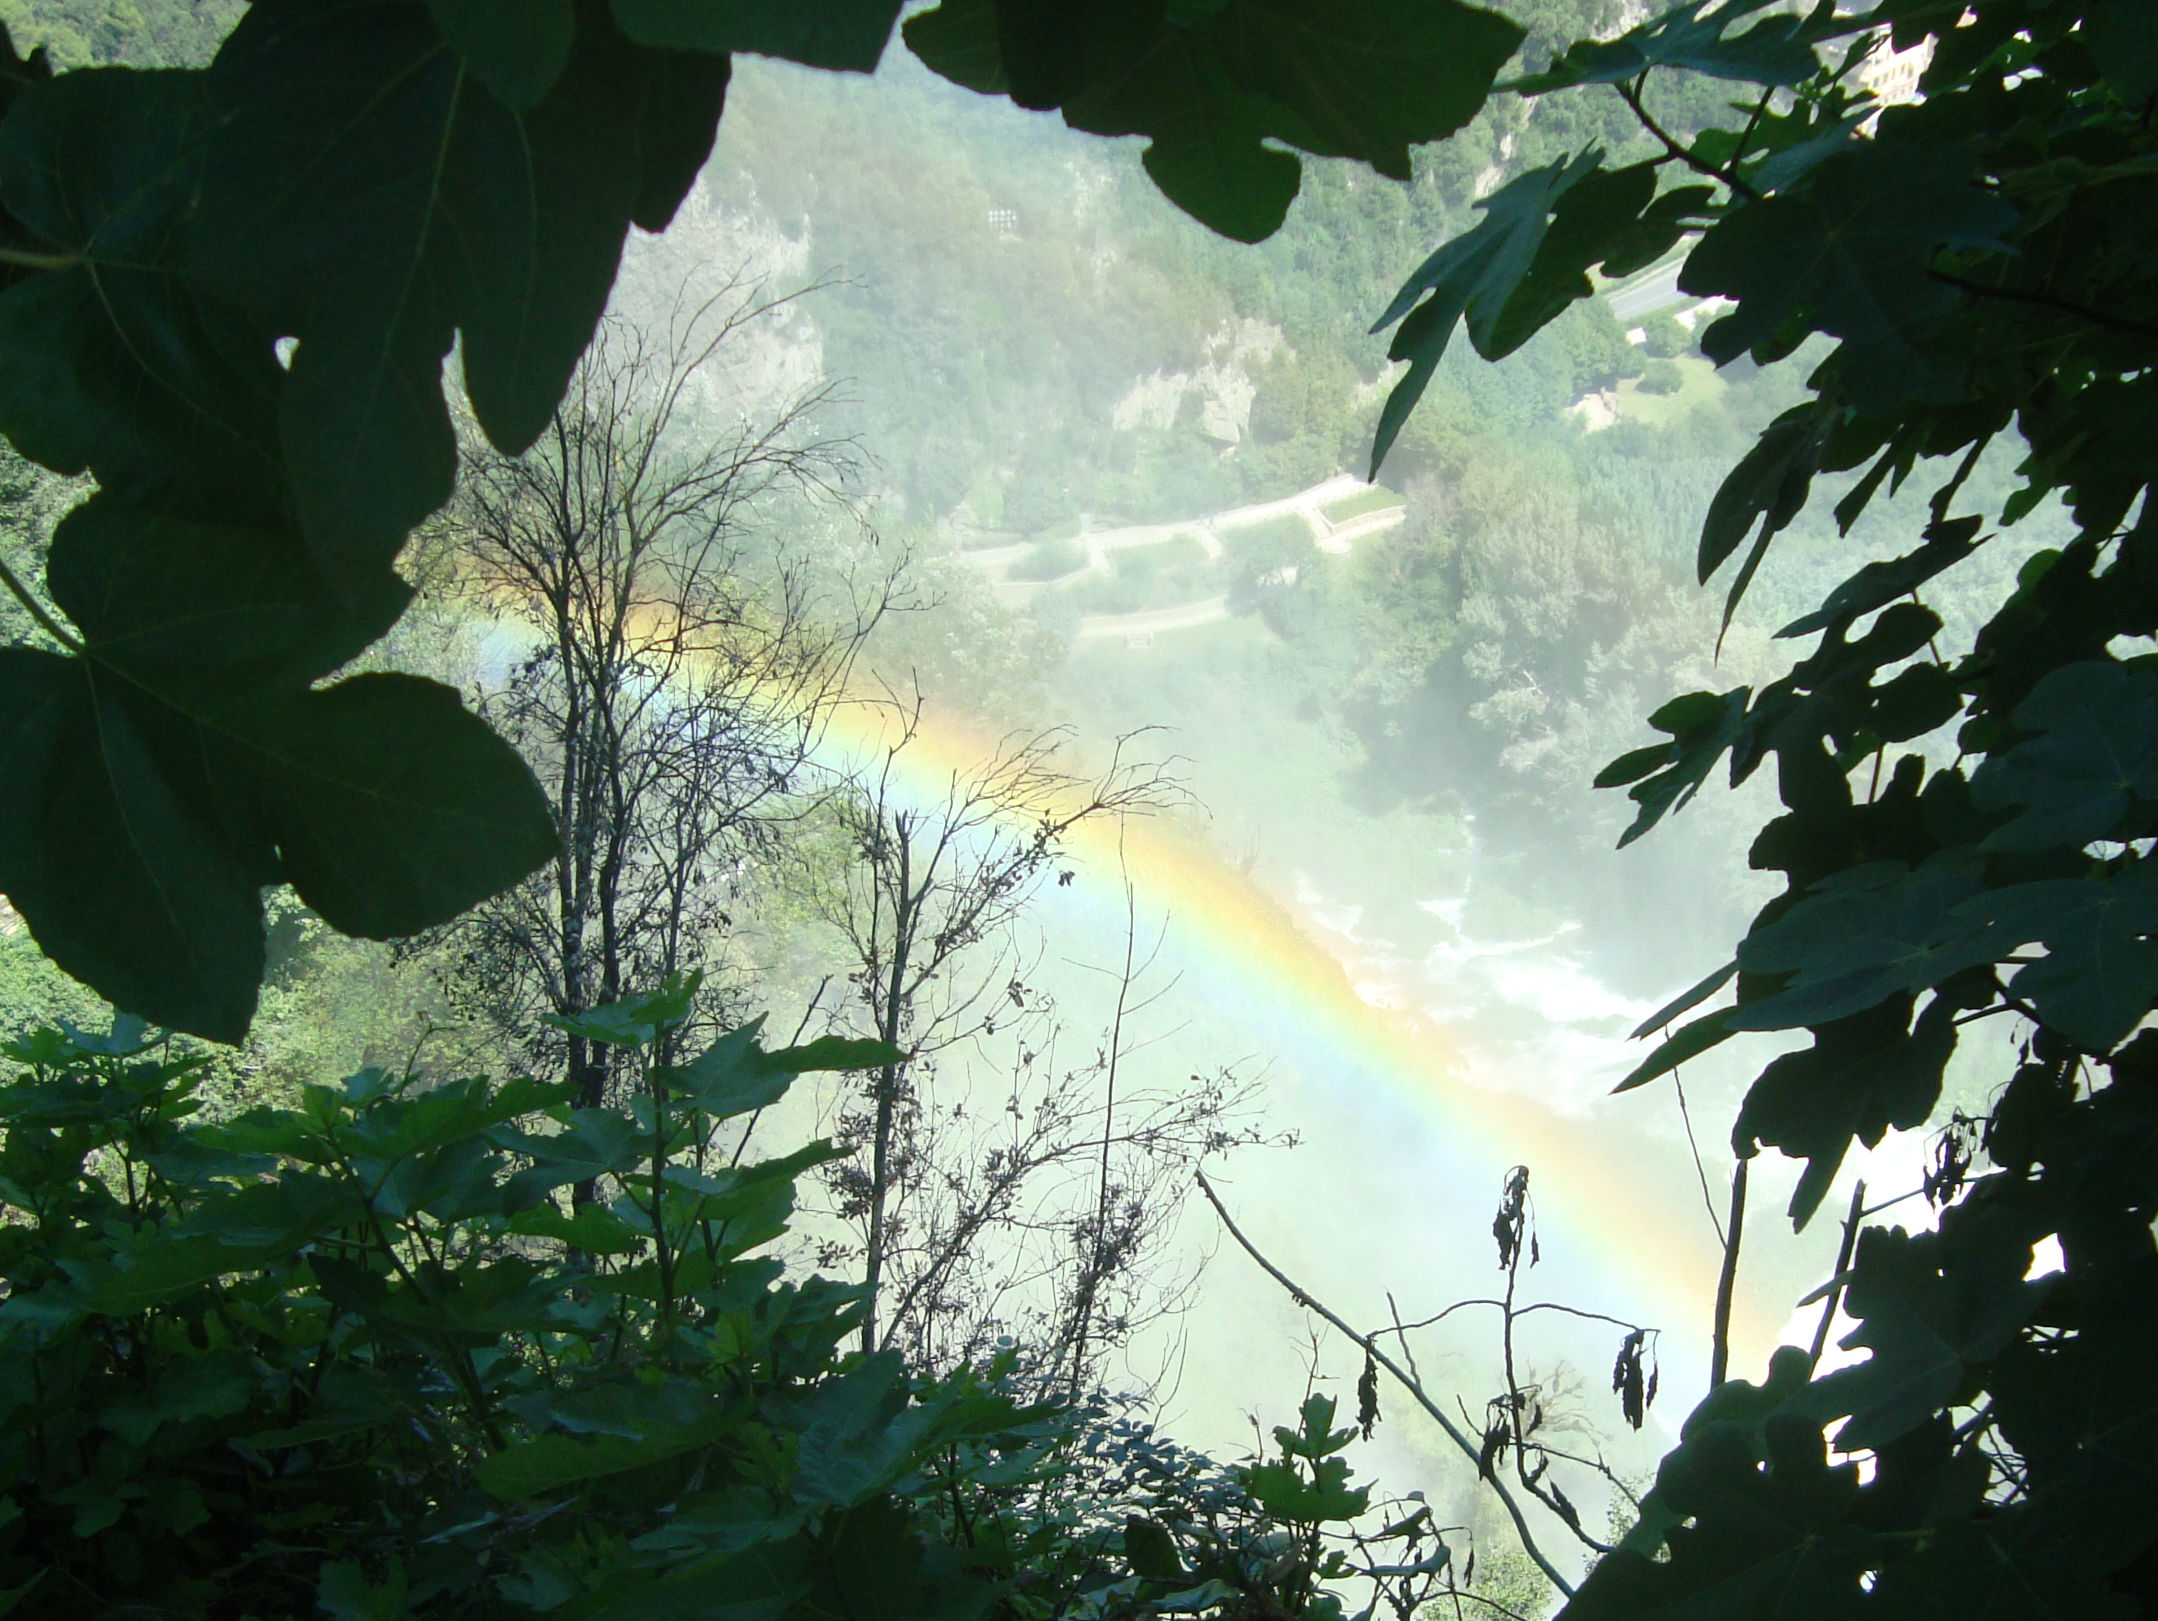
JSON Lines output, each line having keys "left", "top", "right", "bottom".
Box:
{"left": 861, "top": 824, "right": 913, "bottom": 1355}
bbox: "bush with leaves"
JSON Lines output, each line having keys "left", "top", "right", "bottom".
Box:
{"left": 0, "top": 987, "right": 1071, "bottom": 1618}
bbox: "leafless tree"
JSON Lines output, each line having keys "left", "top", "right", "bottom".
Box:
{"left": 811, "top": 704, "right": 1271, "bottom": 1382}
{"left": 422, "top": 277, "right": 902, "bottom": 1132}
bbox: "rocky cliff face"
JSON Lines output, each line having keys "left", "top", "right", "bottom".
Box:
{"left": 1111, "top": 319, "right": 1284, "bottom": 445}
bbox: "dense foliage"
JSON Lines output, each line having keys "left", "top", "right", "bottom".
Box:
{"left": 1354, "top": 3, "right": 2158, "bottom": 1614}
{"left": 0, "top": 989, "right": 1037, "bottom": 1616}
{"left": 0, "top": 988, "right": 1525, "bottom": 1619}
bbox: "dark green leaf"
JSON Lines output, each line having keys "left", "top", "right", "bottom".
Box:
{"left": 341, "top": 1073, "right": 571, "bottom": 1164}
{"left": 1609, "top": 687, "right": 1753, "bottom": 847}
{"left": 1123, "top": 1515, "right": 1186, "bottom": 1582}
{"left": 1595, "top": 743, "right": 1675, "bottom": 789}
{"left": 48, "top": 497, "right": 410, "bottom": 699}
{"left": 1732, "top": 865, "right": 1989, "bottom": 1031}
{"left": 426, "top": 0, "right": 573, "bottom": 109}
{"left": 0, "top": 69, "right": 283, "bottom": 521}
{"left": 545, "top": 977, "right": 699, "bottom": 1048}
{"left": 789, "top": 1353, "right": 932, "bottom": 1508}
{"left": 1516, "top": 0, "right": 1826, "bottom": 94}
{"left": 762, "top": 1034, "right": 901, "bottom": 1075}
{"left": 192, "top": 0, "right": 646, "bottom": 579}
{"left": 1698, "top": 404, "right": 1824, "bottom": 585}
{"left": 1240, "top": 1455, "right": 1369, "bottom": 1523}
{"left": 627, "top": 45, "right": 730, "bottom": 231}
{"left": 1813, "top": 1222, "right": 2049, "bottom": 1452}
{"left": 1684, "top": 143, "right": 2018, "bottom": 409}
{"left": 1370, "top": 152, "right": 1601, "bottom": 474}
{"left": 1954, "top": 867, "right": 2158, "bottom": 1052}
{"left": 1630, "top": 961, "right": 1737, "bottom": 1040}
{"left": 1565, "top": 1401, "right": 1871, "bottom": 1620}
{"left": 899, "top": 0, "right": 1003, "bottom": 92}
{"left": 497, "top": 1107, "right": 648, "bottom": 1203}
{"left": 1776, "top": 519, "right": 1985, "bottom": 639}
{"left": 1614, "top": 1006, "right": 1735, "bottom": 1093}
{"left": 507, "top": 1201, "right": 644, "bottom": 1256}
{"left": 242, "top": 673, "right": 557, "bottom": 940}
{"left": 1734, "top": 996, "right": 1957, "bottom": 1225}
{"left": 1479, "top": 162, "right": 1665, "bottom": 357}
{"left": 612, "top": 0, "right": 901, "bottom": 70}
{"left": 2089, "top": 0, "right": 2158, "bottom": 106}
{"left": 906, "top": 0, "right": 1521, "bottom": 244}
{"left": 1275, "top": 1392, "right": 1355, "bottom": 1459}
{"left": 478, "top": 1377, "right": 731, "bottom": 1497}
{"left": 1971, "top": 661, "right": 2158, "bottom": 853}
{"left": 0, "top": 649, "right": 262, "bottom": 1041}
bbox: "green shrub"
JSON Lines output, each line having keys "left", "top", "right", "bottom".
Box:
{"left": 0, "top": 989, "right": 1041, "bottom": 1618}
{"left": 1012, "top": 533, "right": 1088, "bottom": 581}
{"left": 0, "top": 988, "right": 1490, "bottom": 1620}
{"left": 1638, "top": 311, "right": 1690, "bottom": 361}
{"left": 1635, "top": 358, "right": 1685, "bottom": 396}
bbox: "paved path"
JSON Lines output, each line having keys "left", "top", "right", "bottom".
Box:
{"left": 1609, "top": 261, "right": 1688, "bottom": 323}
{"left": 1075, "top": 594, "right": 1232, "bottom": 642}
{"left": 965, "top": 470, "right": 1408, "bottom": 643}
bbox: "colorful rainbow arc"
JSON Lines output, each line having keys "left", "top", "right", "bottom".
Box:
{"left": 814, "top": 694, "right": 1789, "bottom": 1397}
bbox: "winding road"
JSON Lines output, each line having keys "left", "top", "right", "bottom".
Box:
{"left": 966, "top": 472, "right": 1408, "bottom": 644}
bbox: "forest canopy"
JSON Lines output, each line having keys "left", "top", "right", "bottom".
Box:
{"left": 0, "top": 0, "right": 2152, "bottom": 1618}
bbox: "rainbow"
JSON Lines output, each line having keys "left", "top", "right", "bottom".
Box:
{"left": 813, "top": 694, "right": 1788, "bottom": 1403}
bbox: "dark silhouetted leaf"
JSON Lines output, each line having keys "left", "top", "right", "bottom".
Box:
{"left": 426, "top": 0, "right": 573, "bottom": 109}
{"left": 1971, "top": 661, "right": 2158, "bottom": 853}
{"left": 0, "top": 68, "right": 283, "bottom": 523}
{"left": 1685, "top": 142, "right": 2018, "bottom": 409}
{"left": 192, "top": 0, "right": 648, "bottom": 580}
{"left": 907, "top": 0, "right": 1522, "bottom": 244}
{"left": 613, "top": 0, "right": 902, "bottom": 70}
{"left": 1814, "top": 1221, "right": 2051, "bottom": 1452}
{"left": 1515, "top": 0, "right": 1827, "bottom": 93}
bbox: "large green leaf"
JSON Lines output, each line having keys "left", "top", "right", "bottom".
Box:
{"left": 1239, "top": 1455, "right": 1370, "bottom": 1523}
{"left": 239, "top": 673, "right": 560, "bottom": 940}
{"left": 1775, "top": 518, "right": 1985, "bottom": 639}
{"left": 1732, "top": 864, "right": 1989, "bottom": 1031}
{"left": 1733, "top": 996, "right": 1957, "bottom": 1225}
{"left": 1564, "top": 1385, "right": 1872, "bottom": 1619}
{"left": 86, "top": 1172, "right": 356, "bottom": 1313}
{"left": 1367, "top": 152, "right": 1600, "bottom": 474}
{"left": 0, "top": 68, "right": 284, "bottom": 523}
{"left": 546, "top": 977, "right": 699, "bottom": 1048}
{"left": 1514, "top": 0, "right": 1828, "bottom": 94}
{"left": 1956, "top": 868, "right": 2158, "bottom": 1052}
{"left": 190, "top": 0, "right": 650, "bottom": 580}
{"left": 1683, "top": 142, "right": 2018, "bottom": 410}
{"left": 1813, "top": 1221, "right": 2050, "bottom": 1452}
{"left": 787, "top": 1353, "right": 930, "bottom": 1508}
{"left": 612, "top": 0, "right": 902, "bottom": 70}
{"left": 425, "top": 0, "right": 573, "bottom": 109}
{"left": 47, "top": 498, "right": 410, "bottom": 701}
{"left": 0, "top": 499, "right": 556, "bottom": 1031}
{"left": 478, "top": 1377, "right": 733, "bottom": 1497}
{"left": 497, "top": 1107, "right": 650, "bottom": 1204}
{"left": 1971, "top": 661, "right": 2158, "bottom": 853}
{"left": 905, "top": 0, "right": 1521, "bottom": 243}
{"left": 1598, "top": 686, "right": 1754, "bottom": 848}
{"left": 337, "top": 1073, "right": 573, "bottom": 1165}
{"left": 0, "top": 648, "right": 264, "bottom": 1041}
{"left": 625, "top": 46, "right": 731, "bottom": 232}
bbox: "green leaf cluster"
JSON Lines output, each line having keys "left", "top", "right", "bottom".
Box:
{"left": 0, "top": 997, "right": 1048, "bottom": 1618}
{"left": 1331, "top": 0, "right": 2158, "bottom": 1613}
